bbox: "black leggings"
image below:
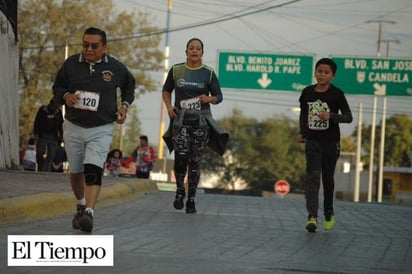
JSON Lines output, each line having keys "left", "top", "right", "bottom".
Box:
{"left": 305, "top": 139, "right": 340, "bottom": 218}
{"left": 173, "top": 123, "right": 209, "bottom": 199}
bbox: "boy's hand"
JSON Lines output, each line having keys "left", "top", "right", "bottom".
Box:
{"left": 319, "top": 111, "right": 330, "bottom": 120}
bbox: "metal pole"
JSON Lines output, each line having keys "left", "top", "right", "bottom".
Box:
{"left": 381, "top": 39, "right": 400, "bottom": 57}
{"left": 65, "top": 43, "right": 69, "bottom": 60}
{"left": 367, "top": 96, "right": 377, "bottom": 202}
{"left": 157, "top": 0, "right": 173, "bottom": 160}
{"left": 377, "top": 97, "right": 387, "bottom": 203}
{"left": 377, "top": 21, "right": 382, "bottom": 57}
{"left": 62, "top": 43, "right": 69, "bottom": 122}
{"left": 365, "top": 19, "right": 395, "bottom": 203}
{"left": 385, "top": 41, "right": 389, "bottom": 57}
{"left": 366, "top": 20, "right": 396, "bottom": 57}
{"left": 354, "top": 103, "right": 362, "bottom": 202}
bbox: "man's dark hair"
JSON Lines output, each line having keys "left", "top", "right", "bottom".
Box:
{"left": 315, "top": 58, "right": 337, "bottom": 74}
{"left": 139, "top": 135, "right": 148, "bottom": 142}
{"left": 83, "top": 27, "right": 107, "bottom": 45}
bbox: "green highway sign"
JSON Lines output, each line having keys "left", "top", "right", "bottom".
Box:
{"left": 217, "top": 51, "right": 314, "bottom": 92}
{"left": 331, "top": 56, "right": 412, "bottom": 96}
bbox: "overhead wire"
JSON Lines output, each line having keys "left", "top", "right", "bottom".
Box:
{"left": 20, "top": 0, "right": 302, "bottom": 50}
{"left": 221, "top": 96, "right": 412, "bottom": 117}
{"left": 222, "top": 89, "right": 412, "bottom": 116}
{"left": 21, "top": 0, "right": 412, "bottom": 59}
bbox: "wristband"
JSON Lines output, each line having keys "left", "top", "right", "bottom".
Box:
{"left": 63, "top": 92, "right": 70, "bottom": 100}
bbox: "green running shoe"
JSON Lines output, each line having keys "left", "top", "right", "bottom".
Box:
{"left": 323, "top": 215, "right": 335, "bottom": 230}
{"left": 306, "top": 217, "right": 317, "bottom": 232}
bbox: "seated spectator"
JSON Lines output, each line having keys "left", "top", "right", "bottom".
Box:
{"left": 125, "top": 135, "right": 156, "bottom": 179}
{"left": 22, "top": 138, "right": 37, "bottom": 171}
{"left": 105, "top": 149, "right": 126, "bottom": 177}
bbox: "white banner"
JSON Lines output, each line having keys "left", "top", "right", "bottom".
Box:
{"left": 8, "top": 235, "right": 113, "bottom": 266}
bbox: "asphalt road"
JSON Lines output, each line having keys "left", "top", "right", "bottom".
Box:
{"left": 1, "top": 190, "right": 411, "bottom": 274}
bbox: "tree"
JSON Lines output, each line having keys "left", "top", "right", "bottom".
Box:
{"left": 110, "top": 104, "right": 142, "bottom": 153}
{"left": 201, "top": 108, "right": 306, "bottom": 195}
{"left": 18, "top": 0, "right": 163, "bottom": 147}
{"left": 120, "top": 105, "right": 143, "bottom": 156}
{"left": 380, "top": 114, "right": 412, "bottom": 167}
{"left": 341, "top": 135, "right": 357, "bottom": 153}
{"left": 353, "top": 114, "right": 412, "bottom": 168}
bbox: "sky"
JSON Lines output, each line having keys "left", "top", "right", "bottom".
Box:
{"left": 114, "top": 0, "right": 412, "bottom": 154}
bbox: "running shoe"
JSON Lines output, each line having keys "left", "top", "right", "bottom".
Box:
{"left": 72, "top": 204, "right": 85, "bottom": 229}
{"left": 323, "top": 215, "right": 335, "bottom": 230}
{"left": 79, "top": 210, "right": 93, "bottom": 232}
{"left": 306, "top": 217, "right": 317, "bottom": 232}
{"left": 185, "top": 199, "right": 197, "bottom": 214}
{"left": 173, "top": 189, "right": 185, "bottom": 210}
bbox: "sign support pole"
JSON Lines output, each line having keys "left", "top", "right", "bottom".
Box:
{"left": 367, "top": 96, "right": 377, "bottom": 202}
{"left": 377, "top": 97, "right": 387, "bottom": 203}
{"left": 158, "top": 0, "right": 173, "bottom": 161}
{"left": 354, "top": 103, "right": 362, "bottom": 202}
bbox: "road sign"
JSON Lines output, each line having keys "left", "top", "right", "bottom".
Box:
{"left": 331, "top": 56, "right": 412, "bottom": 96}
{"left": 217, "top": 51, "right": 314, "bottom": 92}
{"left": 274, "top": 180, "right": 290, "bottom": 196}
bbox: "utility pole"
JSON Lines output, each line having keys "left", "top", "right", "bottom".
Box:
{"left": 365, "top": 19, "right": 396, "bottom": 202}
{"left": 354, "top": 103, "right": 362, "bottom": 202}
{"left": 158, "top": 0, "right": 173, "bottom": 162}
{"left": 366, "top": 20, "right": 396, "bottom": 57}
{"left": 381, "top": 39, "right": 400, "bottom": 57}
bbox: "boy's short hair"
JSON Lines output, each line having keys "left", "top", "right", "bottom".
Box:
{"left": 28, "top": 138, "right": 36, "bottom": 146}
{"left": 139, "top": 135, "right": 148, "bottom": 142}
{"left": 315, "top": 58, "right": 337, "bottom": 74}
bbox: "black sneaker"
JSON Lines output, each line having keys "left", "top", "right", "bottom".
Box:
{"left": 305, "top": 217, "right": 318, "bottom": 233}
{"left": 173, "top": 189, "right": 185, "bottom": 210}
{"left": 185, "top": 199, "right": 197, "bottom": 214}
{"left": 79, "top": 210, "right": 93, "bottom": 232}
{"left": 72, "top": 205, "right": 85, "bottom": 229}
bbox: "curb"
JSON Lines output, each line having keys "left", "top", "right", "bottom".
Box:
{"left": 0, "top": 179, "right": 158, "bottom": 225}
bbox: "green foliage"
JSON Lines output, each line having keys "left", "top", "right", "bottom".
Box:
{"left": 341, "top": 135, "right": 357, "bottom": 153}
{"left": 110, "top": 104, "right": 142, "bottom": 156}
{"left": 382, "top": 114, "right": 412, "bottom": 166}
{"left": 201, "top": 110, "right": 412, "bottom": 196}
{"left": 18, "top": 0, "right": 163, "bottom": 148}
{"left": 202, "top": 108, "right": 306, "bottom": 195}
{"left": 121, "top": 105, "right": 143, "bottom": 156}
{"left": 353, "top": 114, "right": 412, "bottom": 168}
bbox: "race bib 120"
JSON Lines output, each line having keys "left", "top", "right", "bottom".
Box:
{"left": 74, "top": 90, "right": 100, "bottom": 111}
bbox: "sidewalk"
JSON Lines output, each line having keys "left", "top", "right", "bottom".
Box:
{"left": 0, "top": 169, "right": 158, "bottom": 225}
